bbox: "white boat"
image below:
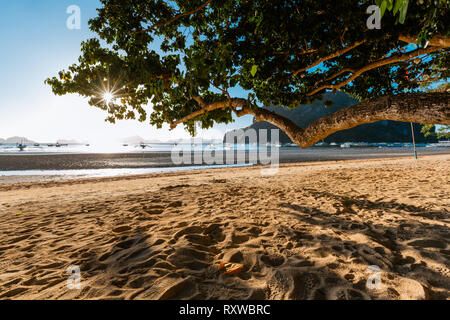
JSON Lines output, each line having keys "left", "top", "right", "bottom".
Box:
{"left": 340, "top": 142, "right": 352, "bottom": 148}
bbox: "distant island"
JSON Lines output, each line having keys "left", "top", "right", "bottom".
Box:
{"left": 0, "top": 137, "right": 87, "bottom": 145}
{"left": 224, "top": 92, "right": 437, "bottom": 145}
{"left": 0, "top": 136, "right": 37, "bottom": 144}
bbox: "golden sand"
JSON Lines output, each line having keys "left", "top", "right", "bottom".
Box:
{"left": 0, "top": 155, "right": 448, "bottom": 299}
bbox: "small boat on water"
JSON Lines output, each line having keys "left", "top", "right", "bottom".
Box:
{"left": 17, "top": 143, "right": 27, "bottom": 151}
{"left": 34, "top": 143, "right": 40, "bottom": 147}
{"left": 340, "top": 142, "right": 352, "bottom": 148}
{"left": 123, "top": 144, "right": 128, "bottom": 147}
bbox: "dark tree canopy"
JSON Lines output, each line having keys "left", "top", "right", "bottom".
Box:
{"left": 46, "top": 0, "right": 450, "bottom": 147}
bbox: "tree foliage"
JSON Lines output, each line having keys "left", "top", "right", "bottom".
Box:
{"left": 421, "top": 124, "right": 450, "bottom": 139}
{"left": 46, "top": 0, "right": 449, "bottom": 137}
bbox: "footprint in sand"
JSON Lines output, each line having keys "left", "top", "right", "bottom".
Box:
{"left": 133, "top": 275, "right": 195, "bottom": 300}
{"left": 290, "top": 272, "right": 321, "bottom": 300}
{"left": 143, "top": 205, "right": 166, "bottom": 215}
{"left": 328, "top": 286, "right": 369, "bottom": 300}
{"left": 167, "top": 201, "right": 183, "bottom": 208}
{"left": 408, "top": 239, "right": 447, "bottom": 249}
{"left": 112, "top": 225, "right": 132, "bottom": 233}
{"left": 261, "top": 254, "right": 285, "bottom": 267}
{"left": 267, "top": 270, "right": 322, "bottom": 300}
{"left": 166, "top": 247, "right": 211, "bottom": 271}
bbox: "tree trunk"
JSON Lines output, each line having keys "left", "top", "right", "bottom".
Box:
{"left": 237, "top": 92, "right": 450, "bottom": 148}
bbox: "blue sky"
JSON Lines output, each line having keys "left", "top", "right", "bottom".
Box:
{"left": 0, "top": 0, "right": 252, "bottom": 143}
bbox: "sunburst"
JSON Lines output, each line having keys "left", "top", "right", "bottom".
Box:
{"left": 103, "top": 91, "right": 114, "bottom": 105}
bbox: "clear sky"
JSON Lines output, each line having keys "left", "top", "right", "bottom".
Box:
{"left": 0, "top": 0, "right": 253, "bottom": 143}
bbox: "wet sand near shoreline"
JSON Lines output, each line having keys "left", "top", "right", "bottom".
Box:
{"left": 0, "top": 155, "right": 448, "bottom": 300}
{"left": 1, "top": 148, "right": 449, "bottom": 184}
{"left": 0, "top": 147, "right": 448, "bottom": 171}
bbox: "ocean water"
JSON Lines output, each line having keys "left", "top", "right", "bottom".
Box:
{"left": 0, "top": 142, "right": 260, "bottom": 154}
{"left": 0, "top": 141, "right": 443, "bottom": 154}
{"left": 1, "top": 142, "right": 448, "bottom": 182}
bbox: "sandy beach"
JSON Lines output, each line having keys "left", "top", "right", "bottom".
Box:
{"left": 0, "top": 155, "right": 448, "bottom": 300}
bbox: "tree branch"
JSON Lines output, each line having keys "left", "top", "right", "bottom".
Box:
{"left": 286, "top": 34, "right": 448, "bottom": 79}
{"left": 399, "top": 34, "right": 450, "bottom": 48}
{"left": 170, "top": 93, "right": 449, "bottom": 149}
{"left": 236, "top": 92, "right": 450, "bottom": 148}
{"left": 140, "top": 0, "right": 213, "bottom": 33}
{"left": 170, "top": 97, "right": 246, "bottom": 129}
{"left": 322, "top": 68, "right": 355, "bottom": 83}
{"left": 307, "top": 46, "right": 443, "bottom": 97}
{"left": 290, "top": 40, "right": 366, "bottom": 77}
{"left": 274, "top": 48, "right": 318, "bottom": 56}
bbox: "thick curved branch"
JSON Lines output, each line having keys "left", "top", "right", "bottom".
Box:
{"left": 307, "top": 46, "right": 443, "bottom": 96}
{"left": 237, "top": 93, "right": 450, "bottom": 148}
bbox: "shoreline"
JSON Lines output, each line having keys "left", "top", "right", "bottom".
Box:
{"left": 1, "top": 148, "right": 449, "bottom": 185}
{"left": 0, "top": 153, "right": 448, "bottom": 188}
{"left": 1, "top": 148, "right": 449, "bottom": 171}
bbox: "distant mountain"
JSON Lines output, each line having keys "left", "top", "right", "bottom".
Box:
{"left": 224, "top": 92, "right": 437, "bottom": 145}
{"left": 0, "top": 136, "right": 37, "bottom": 144}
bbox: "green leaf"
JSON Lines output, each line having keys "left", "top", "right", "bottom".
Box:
{"left": 250, "top": 65, "right": 258, "bottom": 77}
{"left": 398, "top": 0, "right": 409, "bottom": 24}
{"left": 380, "top": 1, "right": 388, "bottom": 19}
{"left": 393, "top": 0, "right": 402, "bottom": 15}
{"left": 386, "top": 0, "right": 393, "bottom": 11}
